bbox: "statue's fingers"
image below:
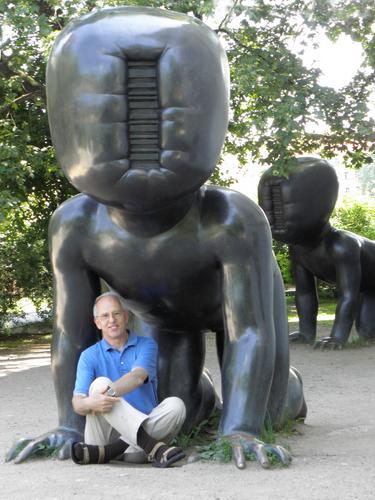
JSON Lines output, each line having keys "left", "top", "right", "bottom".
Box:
{"left": 5, "top": 438, "right": 32, "bottom": 462}
{"left": 289, "top": 331, "right": 301, "bottom": 342}
{"left": 265, "top": 444, "right": 292, "bottom": 466}
{"left": 332, "top": 342, "right": 343, "bottom": 351}
{"left": 254, "top": 445, "right": 270, "bottom": 469}
{"left": 14, "top": 437, "right": 49, "bottom": 464}
{"left": 232, "top": 444, "right": 246, "bottom": 469}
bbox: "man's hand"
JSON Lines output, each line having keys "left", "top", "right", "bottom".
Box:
{"left": 89, "top": 388, "right": 121, "bottom": 413}
{"left": 5, "top": 427, "right": 83, "bottom": 464}
{"left": 227, "top": 433, "right": 292, "bottom": 469}
{"left": 73, "top": 388, "right": 121, "bottom": 416}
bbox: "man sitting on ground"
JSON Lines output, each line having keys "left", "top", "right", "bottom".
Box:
{"left": 71, "top": 291, "right": 186, "bottom": 467}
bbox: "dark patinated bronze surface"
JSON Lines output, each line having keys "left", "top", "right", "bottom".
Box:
{"left": 9, "top": 7, "right": 305, "bottom": 467}
{"left": 259, "top": 157, "right": 375, "bottom": 349}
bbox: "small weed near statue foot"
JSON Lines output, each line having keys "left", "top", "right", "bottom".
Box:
{"left": 173, "top": 410, "right": 297, "bottom": 467}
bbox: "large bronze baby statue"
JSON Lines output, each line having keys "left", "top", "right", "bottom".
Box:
{"left": 258, "top": 157, "right": 375, "bottom": 349}
{"left": 10, "top": 7, "right": 305, "bottom": 468}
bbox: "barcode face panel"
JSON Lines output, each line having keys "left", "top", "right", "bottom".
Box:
{"left": 127, "top": 61, "right": 159, "bottom": 169}
{"left": 270, "top": 184, "right": 286, "bottom": 231}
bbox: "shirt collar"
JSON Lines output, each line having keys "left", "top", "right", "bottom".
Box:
{"left": 101, "top": 330, "right": 137, "bottom": 352}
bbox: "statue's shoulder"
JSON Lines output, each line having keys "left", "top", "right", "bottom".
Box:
{"left": 50, "top": 194, "right": 98, "bottom": 226}
{"left": 328, "top": 227, "right": 363, "bottom": 258}
{"left": 48, "top": 194, "right": 100, "bottom": 241}
{"left": 200, "top": 186, "right": 268, "bottom": 227}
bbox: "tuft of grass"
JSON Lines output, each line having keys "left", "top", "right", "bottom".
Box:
{"left": 174, "top": 410, "right": 294, "bottom": 466}
{"left": 347, "top": 335, "right": 375, "bottom": 349}
{"left": 172, "top": 410, "right": 220, "bottom": 449}
{"left": 261, "top": 414, "right": 276, "bottom": 443}
{"left": 198, "top": 437, "right": 233, "bottom": 463}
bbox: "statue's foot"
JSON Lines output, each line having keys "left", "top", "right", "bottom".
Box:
{"left": 226, "top": 432, "right": 292, "bottom": 470}
{"left": 313, "top": 337, "right": 344, "bottom": 350}
{"left": 6, "top": 427, "right": 83, "bottom": 463}
{"left": 289, "top": 331, "right": 314, "bottom": 344}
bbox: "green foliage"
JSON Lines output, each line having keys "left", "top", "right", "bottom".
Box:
{"left": 273, "top": 241, "right": 293, "bottom": 284}
{"left": 174, "top": 409, "right": 292, "bottom": 466}
{"left": 347, "top": 335, "right": 372, "bottom": 349}
{"left": 222, "top": 0, "right": 375, "bottom": 175}
{"left": 1, "top": 0, "right": 375, "bottom": 317}
{"left": 173, "top": 409, "right": 220, "bottom": 449}
{"left": 331, "top": 198, "right": 375, "bottom": 240}
{"left": 198, "top": 437, "right": 234, "bottom": 463}
{"left": 261, "top": 414, "right": 277, "bottom": 444}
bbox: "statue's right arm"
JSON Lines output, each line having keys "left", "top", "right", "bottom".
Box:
{"left": 7, "top": 200, "right": 101, "bottom": 463}
{"left": 49, "top": 201, "right": 101, "bottom": 429}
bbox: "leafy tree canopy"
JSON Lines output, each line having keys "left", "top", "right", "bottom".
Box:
{"left": 1, "top": 0, "right": 374, "bottom": 318}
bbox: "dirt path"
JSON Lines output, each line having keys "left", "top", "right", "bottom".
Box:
{"left": 1, "top": 329, "right": 375, "bottom": 500}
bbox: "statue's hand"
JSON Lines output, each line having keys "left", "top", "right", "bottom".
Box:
{"left": 313, "top": 336, "right": 344, "bottom": 350}
{"left": 6, "top": 427, "right": 83, "bottom": 464}
{"left": 289, "top": 331, "right": 314, "bottom": 344}
{"left": 227, "top": 432, "right": 292, "bottom": 469}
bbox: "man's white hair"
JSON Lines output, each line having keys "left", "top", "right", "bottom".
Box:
{"left": 93, "top": 291, "right": 127, "bottom": 317}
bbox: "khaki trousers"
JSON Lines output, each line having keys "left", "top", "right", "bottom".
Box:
{"left": 84, "top": 377, "right": 186, "bottom": 457}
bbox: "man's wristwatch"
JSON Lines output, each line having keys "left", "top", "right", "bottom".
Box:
{"left": 106, "top": 385, "right": 117, "bottom": 397}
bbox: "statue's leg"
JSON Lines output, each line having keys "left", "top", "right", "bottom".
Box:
{"left": 266, "top": 266, "right": 290, "bottom": 427}
{"left": 215, "top": 328, "right": 224, "bottom": 368}
{"left": 135, "top": 323, "right": 217, "bottom": 431}
{"left": 51, "top": 323, "right": 99, "bottom": 435}
{"left": 356, "top": 292, "right": 375, "bottom": 338}
{"left": 268, "top": 266, "right": 307, "bottom": 427}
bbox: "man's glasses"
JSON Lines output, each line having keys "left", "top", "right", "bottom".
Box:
{"left": 96, "top": 311, "right": 124, "bottom": 323}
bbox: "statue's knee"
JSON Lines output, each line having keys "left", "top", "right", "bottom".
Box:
{"left": 89, "top": 376, "right": 112, "bottom": 395}
{"left": 286, "top": 367, "right": 306, "bottom": 420}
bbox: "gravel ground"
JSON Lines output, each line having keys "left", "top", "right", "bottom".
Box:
{"left": 1, "top": 327, "right": 375, "bottom": 500}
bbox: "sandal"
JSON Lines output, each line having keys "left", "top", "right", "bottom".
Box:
{"left": 71, "top": 441, "right": 106, "bottom": 465}
{"left": 148, "top": 442, "right": 185, "bottom": 468}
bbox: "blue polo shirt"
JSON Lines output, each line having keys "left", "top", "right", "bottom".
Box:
{"left": 74, "top": 331, "right": 158, "bottom": 415}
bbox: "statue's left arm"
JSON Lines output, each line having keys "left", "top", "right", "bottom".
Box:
{"left": 315, "top": 233, "right": 361, "bottom": 349}
{"left": 216, "top": 197, "right": 291, "bottom": 468}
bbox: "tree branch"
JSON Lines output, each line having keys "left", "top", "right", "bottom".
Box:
{"left": 217, "top": 0, "right": 241, "bottom": 32}
{"left": 0, "top": 54, "right": 43, "bottom": 94}
{"left": 0, "top": 89, "right": 44, "bottom": 115}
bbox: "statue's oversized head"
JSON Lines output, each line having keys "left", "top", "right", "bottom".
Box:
{"left": 258, "top": 157, "right": 338, "bottom": 245}
{"left": 47, "top": 7, "right": 229, "bottom": 212}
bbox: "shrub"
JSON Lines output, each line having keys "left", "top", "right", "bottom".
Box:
{"left": 331, "top": 198, "right": 375, "bottom": 240}
{"left": 273, "top": 241, "right": 293, "bottom": 285}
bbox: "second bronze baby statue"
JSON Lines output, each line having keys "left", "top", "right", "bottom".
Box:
{"left": 258, "top": 157, "right": 375, "bottom": 349}
{"left": 12, "top": 7, "right": 306, "bottom": 468}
